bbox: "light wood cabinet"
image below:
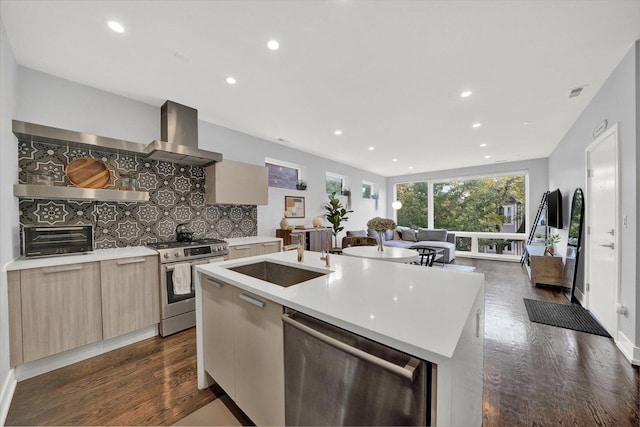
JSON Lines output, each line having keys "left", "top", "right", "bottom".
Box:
{"left": 233, "top": 288, "right": 285, "bottom": 426}
{"left": 228, "top": 244, "right": 257, "bottom": 260}
{"left": 8, "top": 271, "right": 23, "bottom": 366}
{"left": 228, "top": 240, "right": 282, "bottom": 260}
{"left": 20, "top": 262, "right": 102, "bottom": 363}
{"left": 201, "top": 276, "right": 285, "bottom": 426}
{"left": 205, "top": 160, "right": 268, "bottom": 205}
{"left": 525, "top": 245, "right": 564, "bottom": 287}
{"left": 202, "top": 276, "right": 236, "bottom": 398}
{"left": 255, "top": 240, "right": 282, "bottom": 255}
{"left": 100, "top": 256, "right": 160, "bottom": 340}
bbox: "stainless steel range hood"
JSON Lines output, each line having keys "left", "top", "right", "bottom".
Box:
{"left": 144, "top": 101, "right": 222, "bottom": 166}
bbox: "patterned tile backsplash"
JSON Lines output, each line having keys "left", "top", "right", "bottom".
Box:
{"left": 18, "top": 137, "right": 257, "bottom": 248}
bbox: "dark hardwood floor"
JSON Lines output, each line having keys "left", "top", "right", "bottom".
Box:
{"left": 6, "top": 259, "right": 639, "bottom": 426}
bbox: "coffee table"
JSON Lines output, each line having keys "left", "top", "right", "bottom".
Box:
{"left": 342, "top": 246, "right": 419, "bottom": 263}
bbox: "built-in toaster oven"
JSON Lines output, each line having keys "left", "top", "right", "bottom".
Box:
{"left": 22, "top": 225, "right": 94, "bottom": 258}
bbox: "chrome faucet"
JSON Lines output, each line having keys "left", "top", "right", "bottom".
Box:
{"left": 297, "top": 234, "right": 305, "bottom": 262}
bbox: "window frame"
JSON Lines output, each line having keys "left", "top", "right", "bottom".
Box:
{"left": 265, "top": 157, "right": 304, "bottom": 190}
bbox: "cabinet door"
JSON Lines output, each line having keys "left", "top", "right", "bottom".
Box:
{"left": 255, "top": 241, "right": 281, "bottom": 255}
{"left": 228, "top": 244, "right": 256, "bottom": 260}
{"left": 100, "top": 256, "right": 160, "bottom": 339}
{"left": 202, "top": 275, "right": 236, "bottom": 398}
{"left": 233, "top": 288, "right": 285, "bottom": 426}
{"left": 21, "top": 262, "right": 102, "bottom": 363}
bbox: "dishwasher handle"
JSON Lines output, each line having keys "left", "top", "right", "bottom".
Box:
{"left": 282, "top": 313, "right": 419, "bottom": 382}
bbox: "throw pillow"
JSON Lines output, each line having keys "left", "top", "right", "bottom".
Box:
{"left": 417, "top": 228, "right": 447, "bottom": 242}
{"left": 367, "top": 229, "right": 379, "bottom": 238}
{"left": 393, "top": 230, "right": 401, "bottom": 240}
{"left": 395, "top": 226, "right": 410, "bottom": 239}
{"left": 402, "top": 229, "right": 418, "bottom": 242}
{"left": 384, "top": 229, "right": 394, "bottom": 241}
{"left": 347, "top": 230, "right": 367, "bottom": 237}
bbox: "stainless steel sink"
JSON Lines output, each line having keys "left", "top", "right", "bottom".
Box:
{"left": 227, "top": 261, "right": 328, "bottom": 287}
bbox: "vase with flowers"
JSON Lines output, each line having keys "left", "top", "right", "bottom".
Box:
{"left": 367, "top": 217, "right": 396, "bottom": 251}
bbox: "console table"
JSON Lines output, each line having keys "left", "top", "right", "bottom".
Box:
{"left": 276, "top": 228, "right": 332, "bottom": 252}
{"left": 525, "top": 244, "right": 564, "bottom": 287}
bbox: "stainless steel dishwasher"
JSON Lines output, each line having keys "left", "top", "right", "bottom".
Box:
{"left": 283, "top": 310, "right": 432, "bottom": 426}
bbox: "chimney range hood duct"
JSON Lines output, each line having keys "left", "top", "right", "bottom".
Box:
{"left": 144, "top": 100, "right": 222, "bottom": 166}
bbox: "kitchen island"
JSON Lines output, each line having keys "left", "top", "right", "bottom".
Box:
{"left": 195, "top": 250, "right": 484, "bottom": 426}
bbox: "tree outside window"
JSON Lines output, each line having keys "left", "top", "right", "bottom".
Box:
{"left": 395, "top": 182, "right": 428, "bottom": 228}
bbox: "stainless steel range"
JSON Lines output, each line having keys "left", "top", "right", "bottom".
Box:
{"left": 147, "top": 238, "right": 228, "bottom": 337}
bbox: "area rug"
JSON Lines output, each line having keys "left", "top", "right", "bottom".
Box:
{"left": 523, "top": 299, "right": 611, "bottom": 337}
{"left": 442, "top": 264, "right": 476, "bottom": 273}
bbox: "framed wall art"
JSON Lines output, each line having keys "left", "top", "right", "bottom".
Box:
{"left": 285, "top": 196, "right": 305, "bottom": 218}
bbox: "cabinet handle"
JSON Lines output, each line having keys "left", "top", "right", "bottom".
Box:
{"left": 239, "top": 293, "right": 266, "bottom": 308}
{"left": 205, "top": 278, "right": 223, "bottom": 288}
{"left": 235, "top": 245, "right": 252, "bottom": 250}
{"left": 262, "top": 243, "right": 277, "bottom": 247}
{"left": 43, "top": 265, "right": 83, "bottom": 274}
{"left": 116, "top": 258, "right": 146, "bottom": 265}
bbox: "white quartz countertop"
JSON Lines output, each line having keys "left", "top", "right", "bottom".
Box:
{"left": 6, "top": 246, "right": 158, "bottom": 271}
{"left": 226, "top": 236, "right": 282, "bottom": 246}
{"left": 196, "top": 250, "right": 484, "bottom": 362}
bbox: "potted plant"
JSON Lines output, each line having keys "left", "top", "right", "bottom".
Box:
{"left": 547, "top": 233, "right": 561, "bottom": 255}
{"left": 296, "top": 179, "right": 307, "bottom": 190}
{"left": 324, "top": 191, "right": 353, "bottom": 248}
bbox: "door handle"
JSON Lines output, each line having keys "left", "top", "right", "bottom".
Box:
{"left": 600, "top": 243, "right": 615, "bottom": 249}
{"left": 607, "top": 229, "right": 614, "bottom": 236}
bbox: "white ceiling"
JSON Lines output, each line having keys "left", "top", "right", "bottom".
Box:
{"left": 2, "top": 1, "right": 640, "bottom": 177}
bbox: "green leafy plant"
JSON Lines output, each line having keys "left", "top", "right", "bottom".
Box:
{"left": 324, "top": 191, "right": 353, "bottom": 248}
{"left": 547, "top": 234, "right": 561, "bottom": 245}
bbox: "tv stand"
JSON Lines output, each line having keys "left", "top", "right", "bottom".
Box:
{"left": 524, "top": 245, "right": 564, "bottom": 287}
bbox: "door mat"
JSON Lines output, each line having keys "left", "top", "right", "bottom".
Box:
{"left": 523, "top": 299, "right": 611, "bottom": 337}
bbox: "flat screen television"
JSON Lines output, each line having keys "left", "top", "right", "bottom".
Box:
{"left": 547, "top": 189, "right": 563, "bottom": 229}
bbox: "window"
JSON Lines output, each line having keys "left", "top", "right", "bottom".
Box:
{"left": 395, "top": 182, "right": 428, "bottom": 228}
{"left": 362, "top": 181, "right": 376, "bottom": 199}
{"left": 503, "top": 205, "right": 514, "bottom": 224}
{"left": 265, "top": 158, "right": 301, "bottom": 190}
{"left": 325, "top": 172, "right": 345, "bottom": 195}
{"left": 394, "top": 173, "right": 526, "bottom": 233}
{"left": 433, "top": 174, "right": 526, "bottom": 232}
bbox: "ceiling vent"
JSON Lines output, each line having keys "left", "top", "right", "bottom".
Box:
{"left": 569, "top": 87, "right": 585, "bottom": 98}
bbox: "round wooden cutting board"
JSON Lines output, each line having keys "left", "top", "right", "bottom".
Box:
{"left": 65, "top": 158, "right": 111, "bottom": 188}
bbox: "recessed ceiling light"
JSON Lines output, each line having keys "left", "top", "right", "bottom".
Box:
{"left": 480, "top": 143, "right": 487, "bottom": 147}
{"left": 408, "top": 166, "right": 413, "bottom": 169}
{"left": 472, "top": 123, "right": 482, "bottom": 128}
{"left": 392, "top": 158, "right": 398, "bottom": 162}
{"left": 523, "top": 121, "right": 530, "bottom": 125}
{"left": 225, "top": 76, "right": 237, "bottom": 85}
{"left": 460, "top": 90, "right": 472, "bottom": 98}
{"left": 484, "top": 155, "right": 491, "bottom": 159}
{"left": 267, "top": 40, "right": 280, "bottom": 50}
{"left": 334, "top": 130, "right": 342, "bottom": 135}
{"left": 107, "top": 20, "right": 125, "bottom": 33}
{"left": 368, "top": 146, "right": 375, "bottom": 151}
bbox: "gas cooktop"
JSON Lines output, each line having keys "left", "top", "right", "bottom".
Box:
{"left": 146, "top": 238, "right": 227, "bottom": 250}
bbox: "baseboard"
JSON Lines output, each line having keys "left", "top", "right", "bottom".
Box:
{"left": 0, "top": 368, "right": 17, "bottom": 427}
{"left": 616, "top": 331, "right": 640, "bottom": 366}
{"left": 15, "top": 325, "right": 158, "bottom": 381}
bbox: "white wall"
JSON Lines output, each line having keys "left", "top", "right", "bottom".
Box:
{"left": 548, "top": 41, "right": 639, "bottom": 358}
{"left": 0, "top": 18, "right": 19, "bottom": 425}
{"left": 386, "top": 158, "right": 549, "bottom": 231}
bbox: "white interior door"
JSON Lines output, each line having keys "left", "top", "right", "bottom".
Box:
{"left": 585, "top": 124, "right": 618, "bottom": 336}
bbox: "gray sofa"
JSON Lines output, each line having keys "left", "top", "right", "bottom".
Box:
{"left": 354, "top": 227, "right": 456, "bottom": 263}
